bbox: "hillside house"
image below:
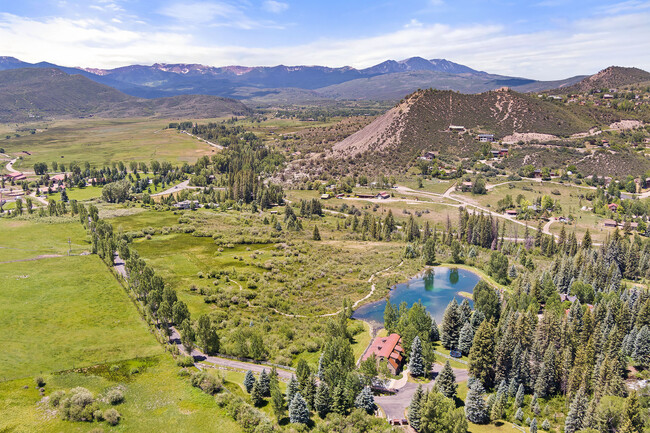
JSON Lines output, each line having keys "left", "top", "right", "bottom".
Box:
{"left": 498, "top": 149, "right": 509, "bottom": 157}
{"left": 376, "top": 191, "right": 390, "bottom": 200}
{"left": 490, "top": 150, "right": 500, "bottom": 158}
{"left": 477, "top": 134, "right": 495, "bottom": 142}
{"left": 421, "top": 151, "right": 438, "bottom": 161}
{"left": 603, "top": 219, "right": 617, "bottom": 228}
{"left": 608, "top": 203, "right": 619, "bottom": 212}
{"left": 505, "top": 209, "right": 518, "bottom": 216}
{"left": 603, "top": 94, "right": 614, "bottom": 100}
{"left": 533, "top": 170, "right": 542, "bottom": 179}
{"left": 362, "top": 333, "right": 405, "bottom": 375}
{"left": 449, "top": 125, "right": 466, "bottom": 132}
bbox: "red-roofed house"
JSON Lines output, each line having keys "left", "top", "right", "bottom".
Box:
{"left": 362, "top": 333, "right": 405, "bottom": 375}
{"left": 608, "top": 203, "right": 619, "bottom": 212}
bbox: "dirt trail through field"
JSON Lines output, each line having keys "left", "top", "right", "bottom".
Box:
{"left": 0, "top": 254, "right": 63, "bottom": 264}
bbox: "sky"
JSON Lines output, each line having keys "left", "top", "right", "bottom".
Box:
{"left": 0, "top": 0, "right": 649, "bottom": 79}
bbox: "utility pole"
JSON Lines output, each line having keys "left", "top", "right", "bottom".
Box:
{"left": 68, "top": 237, "right": 71, "bottom": 256}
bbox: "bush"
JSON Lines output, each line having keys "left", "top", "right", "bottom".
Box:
{"left": 177, "top": 356, "right": 195, "bottom": 367}
{"left": 35, "top": 376, "right": 46, "bottom": 387}
{"left": 190, "top": 371, "right": 223, "bottom": 395}
{"left": 104, "top": 408, "right": 121, "bottom": 426}
{"left": 106, "top": 389, "right": 124, "bottom": 405}
{"left": 49, "top": 390, "right": 65, "bottom": 407}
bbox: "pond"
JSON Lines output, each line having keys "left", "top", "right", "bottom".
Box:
{"left": 352, "top": 267, "right": 481, "bottom": 326}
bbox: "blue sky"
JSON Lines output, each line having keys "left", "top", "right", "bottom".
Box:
{"left": 0, "top": 0, "right": 649, "bottom": 79}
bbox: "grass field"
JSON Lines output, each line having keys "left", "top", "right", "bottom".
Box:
{"left": 47, "top": 185, "right": 104, "bottom": 202}
{"left": 2, "top": 118, "right": 218, "bottom": 170}
{"left": 0, "top": 218, "right": 90, "bottom": 262}
{"left": 0, "top": 255, "right": 162, "bottom": 380}
{"left": 0, "top": 356, "right": 243, "bottom": 433}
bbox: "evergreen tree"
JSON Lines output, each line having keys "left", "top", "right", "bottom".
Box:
{"left": 465, "top": 379, "right": 488, "bottom": 424}
{"left": 296, "top": 359, "right": 311, "bottom": 388}
{"left": 534, "top": 345, "right": 558, "bottom": 398}
{"left": 633, "top": 325, "right": 650, "bottom": 367}
{"left": 437, "top": 361, "right": 458, "bottom": 399}
{"left": 314, "top": 382, "right": 331, "bottom": 418}
{"left": 244, "top": 370, "right": 255, "bottom": 393}
{"left": 332, "top": 384, "right": 346, "bottom": 415}
{"left": 458, "top": 321, "right": 475, "bottom": 355}
{"left": 515, "top": 383, "right": 525, "bottom": 408}
{"left": 289, "top": 393, "right": 310, "bottom": 424}
{"left": 271, "top": 382, "right": 286, "bottom": 421}
{"left": 441, "top": 299, "right": 462, "bottom": 349}
{"left": 582, "top": 230, "right": 592, "bottom": 249}
{"left": 259, "top": 369, "right": 270, "bottom": 397}
{"left": 530, "top": 417, "right": 538, "bottom": 433}
{"left": 422, "top": 237, "right": 436, "bottom": 265}
{"left": 409, "top": 336, "right": 426, "bottom": 377}
{"left": 490, "top": 396, "right": 504, "bottom": 421}
{"left": 625, "top": 391, "right": 644, "bottom": 433}
{"left": 313, "top": 225, "right": 321, "bottom": 241}
{"left": 354, "top": 386, "right": 376, "bottom": 414}
{"left": 317, "top": 352, "right": 325, "bottom": 379}
{"left": 430, "top": 319, "right": 440, "bottom": 342}
{"left": 251, "top": 379, "right": 264, "bottom": 406}
{"left": 408, "top": 385, "right": 424, "bottom": 431}
{"left": 515, "top": 407, "right": 524, "bottom": 422}
{"left": 541, "top": 419, "right": 551, "bottom": 431}
{"left": 469, "top": 320, "right": 496, "bottom": 389}
{"left": 564, "top": 388, "right": 588, "bottom": 433}
{"left": 286, "top": 375, "right": 299, "bottom": 405}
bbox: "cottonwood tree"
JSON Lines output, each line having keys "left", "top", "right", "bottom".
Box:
{"left": 195, "top": 315, "right": 220, "bottom": 355}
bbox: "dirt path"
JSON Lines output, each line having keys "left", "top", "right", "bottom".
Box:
{"left": 151, "top": 180, "right": 199, "bottom": 197}
{"left": 0, "top": 254, "right": 63, "bottom": 264}
{"left": 5, "top": 158, "right": 18, "bottom": 173}
{"left": 181, "top": 130, "right": 224, "bottom": 150}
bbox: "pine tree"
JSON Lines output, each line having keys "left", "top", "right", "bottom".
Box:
{"left": 289, "top": 392, "right": 310, "bottom": 424}
{"left": 354, "top": 386, "right": 376, "bottom": 414}
{"left": 582, "top": 230, "right": 592, "bottom": 249}
{"left": 633, "top": 325, "right": 650, "bottom": 367}
{"left": 465, "top": 379, "right": 488, "bottom": 424}
{"left": 564, "top": 388, "right": 588, "bottom": 433}
{"left": 409, "top": 336, "right": 426, "bottom": 377}
{"left": 430, "top": 319, "right": 440, "bottom": 342}
{"left": 408, "top": 385, "right": 424, "bottom": 431}
{"left": 625, "top": 391, "right": 644, "bottom": 433}
{"left": 317, "top": 352, "right": 325, "bottom": 379}
{"left": 441, "top": 299, "right": 462, "bottom": 349}
{"left": 259, "top": 369, "right": 270, "bottom": 397}
{"left": 541, "top": 419, "right": 551, "bottom": 431}
{"left": 515, "top": 407, "right": 524, "bottom": 422}
{"left": 530, "top": 417, "right": 538, "bottom": 433}
{"left": 271, "top": 382, "right": 286, "bottom": 421}
{"left": 244, "top": 370, "right": 255, "bottom": 393}
{"left": 286, "top": 375, "right": 299, "bottom": 405}
{"left": 314, "top": 382, "right": 331, "bottom": 418}
{"left": 490, "top": 395, "right": 504, "bottom": 421}
{"left": 422, "top": 237, "right": 436, "bottom": 265}
{"left": 458, "top": 321, "right": 475, "bottom": 355}
{"left": 515, "top": 383, "right": 525, "bottom": 408}
{"left": 313, "top": 225, "right": 321, "bottom": 241}
{"left": 251, "top": 379, "right": 264, "bottom": 406}
{"left": 332, "top": 384, "right": 346, "bottom": 414}
{"left": 469, "top": 320, "right": 496, "bottom": 389}
{"left": 437, "top": 361, "right": 457, "bottom": 399}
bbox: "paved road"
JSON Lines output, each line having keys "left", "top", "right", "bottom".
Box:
{"left": 5, "top": 158, "right": 18, "bottom": 173}
{"left": 376, "top": 363, "right": 469, "bottom": 421}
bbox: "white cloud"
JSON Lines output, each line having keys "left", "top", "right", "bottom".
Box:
{"left": 263, "top": 1, "right": 289, "bottom": 13}
{"left": 0, "top": 10, "right": 648, "bottom": 79}
{"left": 158, "top": 1, "right": 283, "bottom": 29}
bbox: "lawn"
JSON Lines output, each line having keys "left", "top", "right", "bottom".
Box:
{"left": 0, "top": 255, "right": 162, "bottom": 380}
{"left": 47, "top": 185, "right": 104, "bottom": 202}
{"left": 0, "top": 355, "right": 243, "bottom": 433}
{"left": 0, "top": 218, "right": 90, "bottom": 262}
{"left": 3, "top": 118, "right": 218, "bottom": 170}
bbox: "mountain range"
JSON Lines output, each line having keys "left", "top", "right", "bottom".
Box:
{"left": 0, "top": 56, "right": 587, "bottom": 103}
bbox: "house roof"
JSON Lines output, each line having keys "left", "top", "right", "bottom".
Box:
{"left": 362, "top": 333, "right": 402, "bottom": 362}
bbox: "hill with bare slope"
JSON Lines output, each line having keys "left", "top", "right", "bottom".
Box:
{"left": 0, "top": 68, "right": 250, "bottom": 122}
{"left": 557, "top": 66, "right": 650, "bottom": 93}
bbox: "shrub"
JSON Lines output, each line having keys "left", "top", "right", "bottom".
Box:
{"left": 106, "top": 389, "right": 124, "bottom": 405}
{"left": 49, "top": 390, "right": 65, "bottom": 407}
{"left": 177, "top": 356, "right": 195, "bottom": 367}
{"left": 190, "top": 371, "right": 223, "bottom": 395}
{"left": 104, "top": 408, "right": 121, "bottom": 426}
{"left": 35, "top": 376, "right": 46, "bottom": 387}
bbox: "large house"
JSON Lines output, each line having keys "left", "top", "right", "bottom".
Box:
{"left": 477, "top": 134, "right": 495, "bottom": 142}
{"left": 362, "top": 333, "right": 405, "bottom": 375}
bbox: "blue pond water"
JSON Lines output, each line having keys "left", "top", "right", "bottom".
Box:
{"left": 352, "top": 267, "right": 481, "bottom": 326}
